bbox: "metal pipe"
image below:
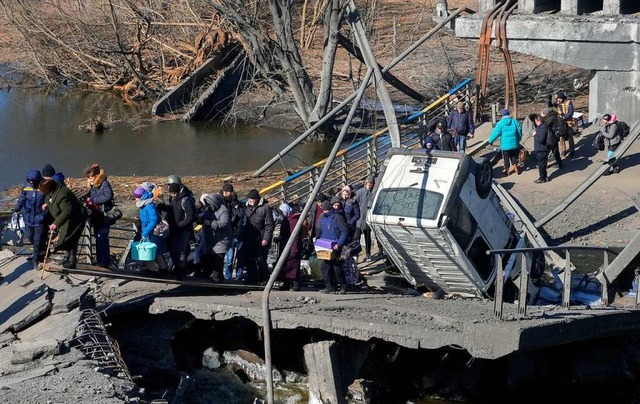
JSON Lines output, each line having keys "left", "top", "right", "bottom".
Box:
{"left": 252, "top": 8, "right": 468, "bottom": 177}
{"left": 261, "top": 68, "right": 374, "bottom": 404}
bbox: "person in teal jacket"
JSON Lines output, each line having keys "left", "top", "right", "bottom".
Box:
{"left": 488, "top": 109, "right": 522, "bottom": 176}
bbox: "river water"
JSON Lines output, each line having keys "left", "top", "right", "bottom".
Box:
{"left": 0, "top": 87, "right": 334, "bottom": 191}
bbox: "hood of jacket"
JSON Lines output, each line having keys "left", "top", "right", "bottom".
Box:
{"left": 26, "top": 170, "right": 43, "bottom": 183}
{"left": 89, "top": 169, "right": 107, "bottom": 188}
{"left": 136, "top": 190, "right": 155, "bottom": 208}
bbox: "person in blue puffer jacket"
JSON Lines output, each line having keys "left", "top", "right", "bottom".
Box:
{"left": 13, "top": 169, "right": 46, "bottom": 269}
{"left": 316, "top": 200, "right": 349, "bottom": 294}
{"left": 133, "top": 186, "right": 166, "bottom": 273}
{"left": 488, "top": 109, "right": 523, "bottom": 176}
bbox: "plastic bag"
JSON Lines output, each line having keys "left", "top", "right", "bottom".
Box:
{"left": 2, "top": 212, "right": 24, "bottom": 246}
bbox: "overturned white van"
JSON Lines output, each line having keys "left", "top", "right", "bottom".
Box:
{"left": 368, "top": 148, "right": 530, "bottom": 298}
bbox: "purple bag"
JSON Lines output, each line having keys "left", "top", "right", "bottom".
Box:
{"left": 315, "top": 238, "right": 337, "bottom": 250}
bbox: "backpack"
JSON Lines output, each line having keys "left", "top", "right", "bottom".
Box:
{"left": 593, "top": 132, "right": 605, "bottom": 151}
{"left": 616, "top": 121, "right": 630, "bottom": 140}
{"left": 546, "top": 127, "right": 557, "bottom": 147}
{"left": 554, "top": 116, "right": 568, "bottom": 139}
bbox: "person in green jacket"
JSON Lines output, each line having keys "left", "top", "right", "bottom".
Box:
{"left": 488, "top": 109, "right": 523, "bottom": 176}
{"left": 38, "top": 179, "right": 87, "bottom": 269}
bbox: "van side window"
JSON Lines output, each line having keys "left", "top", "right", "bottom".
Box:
{"left": 447, "top": 198, "right": 477, "bottom": 249}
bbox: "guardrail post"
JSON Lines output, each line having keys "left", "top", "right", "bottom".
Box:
{"left": 601, "top": 250, "right": 610, "bottom": 306}
{"left": 340, "top": 154, "right": 347, "bottom": 186}
{"left": 518, "top": 251, "right": 529, "bottom": 316}
{"left": 562, "top": 250, "right": 572, "bottom": 309}
{"left": 493, "top": 254, "right": 504, "bottom": 319}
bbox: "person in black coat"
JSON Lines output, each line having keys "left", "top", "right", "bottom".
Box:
{"left": 532, "top": 114, "right": 550, "bottom": 183}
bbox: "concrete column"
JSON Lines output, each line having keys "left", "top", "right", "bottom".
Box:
{"left": 603, "top": 0, "right": 621, "bottom": 15}
{"left": 303, "top": 340, "right": 369, "bottom": 404}
{"left": 560, "top": 0, "right": 579, "bottom": 14}
{"left": 481, "top": 0, "right": 498, "bottom": 13}
{"left": 519, "top": 0, "right": 536, "bottom": 13}
{"left": 589, "top": 70, "right": 640, "bottom": 123}
{"left": 435, "top": 0, "right": 448, "bottom": 17}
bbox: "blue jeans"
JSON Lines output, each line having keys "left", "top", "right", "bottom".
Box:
{"left": 224, "top": 238, "right": 245, "bottom": 280}
{"left": 457, "top": 135, "right": 468, "bottom": 154}
{"left": 94, "top": 225, "right": 110, "bottom": 267}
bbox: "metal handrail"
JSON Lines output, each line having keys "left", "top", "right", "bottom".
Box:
{"left": 259, "top": 78, "right": 474, "bottom": 205}
{"left": 487, "top": 242, "right": 620, "bottom": 319}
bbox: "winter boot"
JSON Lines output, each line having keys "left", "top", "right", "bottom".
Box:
{"left": 63, "top": 248, "right": 77, "bottom": 269}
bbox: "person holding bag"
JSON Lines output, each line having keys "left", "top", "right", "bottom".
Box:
{"left": 133, "top": 186, "right": 166, "bottom": 273}
{"left": 85, "top": 163, "right": 114, "bottom": 268}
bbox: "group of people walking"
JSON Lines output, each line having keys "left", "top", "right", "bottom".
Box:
{"left": 422, "top": 101, "right": 475, "bottom": 154}
{"left": 13, "top": 163, "right": 113, "bottom": 270}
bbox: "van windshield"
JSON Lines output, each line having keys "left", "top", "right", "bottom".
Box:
{"left": 373, "top": 188, "right": 444, "bottom": 220}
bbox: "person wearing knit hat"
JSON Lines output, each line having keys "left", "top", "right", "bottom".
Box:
{"left": 134, "top": 182, "right": 166, "bottom": 273}
{"left": 277, "top": 202, "right": 304, "bottom": 291}
{"left": 448, "top": 99, "right": 475, "bottom": 154}
{"left": 156, "top": 176, "right": 196, "bottom": 280}
{"left": 41, "top": 163, "right": 66, "bottom": 186}
{"left": 14, "top": 169, "right": 46, "bottom": 268}
{"left": 38, "top": 178, "right": 85, "bottom": 269}
{"left": 243, "top": 187, "right": 274, "bottom": 284}
{"left": 330, "top": 195, "right": 341, "bottom": 207}
{"left": 246, "top": 189, "right": 260, "bottom": 200}
{"left": 488, "top": 106, "right": 523, "bottom": 177}
{"left": 308, "top": 192, "right": 328, "bottom": 240}
{"left": 316, "top": 192, "right": 350, "bottom": 294}
{"left": 85, "top": 163, "right": 114, "bottom": 268}
{"left": 315, "top": 192, "right": 327, "bottom": 202}
{"left": 221, "top": 182, "right": 234, "bottom": 193}
{"left": 132, "top": 186, "right": 146, "bottom": 199}
{"left": 338, "top": 184, "right": 360, "bottom": 240}
{"left": 42, "top": 164, "right": 55, "bottom": 178}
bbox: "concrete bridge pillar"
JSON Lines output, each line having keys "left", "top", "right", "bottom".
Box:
{"left": 480, "top": 0, "right": 498, "bottom": 13}
{"left": 603, "top": 0, "right": 621, "bottom": 14}
{"left": 435, "top": 0, "right": 448, "bottom": 17}
{"left": 560, "top": 0, "right": 578, "bottom": 14}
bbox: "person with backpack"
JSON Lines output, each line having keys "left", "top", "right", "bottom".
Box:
{"left": 531, "top": 114, "right": 550, "bottom": 183}
{"left": 548, "top": 90, "right": 575, "bottom": 157}
{"left": 541, "top": 108, "right": 563, "bottom": 169}
{"left": 447, "top": 101, "right": 475, "bottom": 154}
{"left": 13, "top": 170, "right": 46, "bottom": 269}
{"left": 85, "top": 163, "right": 114, "bottom": 268}
{"left": 601, "top": 113, "right": 622, "bottom": 175}
{"left": 488, "top": 109, "right": 523, "bottom": 176}
{"left": 158, "top": 175, "right": 196, "bottom": 279}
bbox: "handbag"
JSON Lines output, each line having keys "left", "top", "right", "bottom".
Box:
{"left": 340, "top": 240, "right": 362, "bottom": 260}
{"left": 153, "top": 218, "right": 170, "bottom": 238}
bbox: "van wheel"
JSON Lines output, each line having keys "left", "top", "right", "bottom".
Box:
{"left": 475, "top": 157, "right": 492, "bottom": 198}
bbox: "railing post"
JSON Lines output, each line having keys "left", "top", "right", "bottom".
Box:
{"left": 518, "top": 251, "right": 529, "bottom": 316}
{"left": 340, "top": 154, "right": 347, "bottom": 186}
{"left": 493, "top": 254, "right": 504, "bottom": 319}
{"left": 280, "top": 185, "right": 288, "bottom": 203}
{"left": 562, "top": 250, "right": 572, "bottom": 309}
{"left": 367, "top": 139, "right": 377, "bottom": 178}
{"left": 464, "top": 83, "right": 472, "bottom": 113}
{"left": 601, "top": 250, "right": 610, "bottom": 306}
{"left": 444, "top": 98, "right": 451, "bottom": 120}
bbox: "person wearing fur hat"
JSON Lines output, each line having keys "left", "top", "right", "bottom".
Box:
{"left": 243, "top": 189, "right": 274, "bottom": 284}
{"left": 38, "top": 179, "right": 86, "bottom": 269}
{"left": 85, "top": 163, "right": 114, "bottom": 267}
{"left": 133, "top": 186, "right": 166, "bottom": 273}
{"left": 276, "top": 202, "right": 306, "bottom": 291}
{"left": 13, "top": 170, "right": 46, "bottom": 269}
{"left": 195, "top": 193, "right": 232, "bottom": 281}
